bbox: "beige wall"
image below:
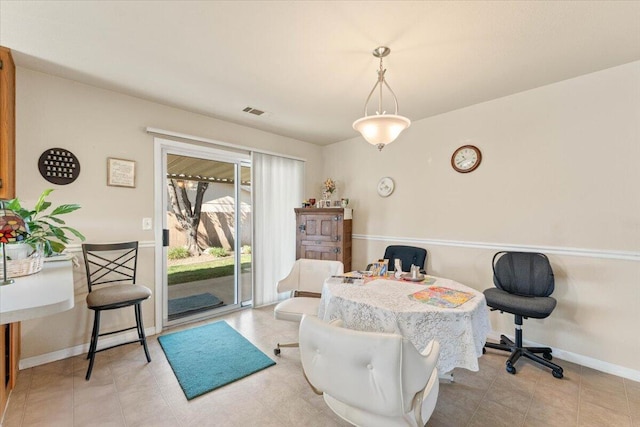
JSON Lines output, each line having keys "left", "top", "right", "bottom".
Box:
{"left": 327, "top": 61, "right": 640, "bottom": 375}
{"left": 15, "top": 68, "right": 323, "bottom": 360}
{"left": 15, "top": 61, "right": 640, "bottom": 378}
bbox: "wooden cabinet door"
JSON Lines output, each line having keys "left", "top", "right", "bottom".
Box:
{"left": 0, "top": 324, "right": 7, "bottom": 417}
{"left": 298, "top": 213, "right": 341, "bottom": 244}
{"left": 0, "top": 46, "right": 16, "bottom": 200}
{"left": 0, "top": 322, "right": 19, "bottom": 420}
{"left": 299, "top": 244, "right": 342, "bottom": 262}
{"left": 296, "top": 209, "right": 350, "bottom": 270}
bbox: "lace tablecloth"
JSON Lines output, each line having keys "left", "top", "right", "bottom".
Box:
{"left": 318, "top": 277, "right": 491, "bottom": 374}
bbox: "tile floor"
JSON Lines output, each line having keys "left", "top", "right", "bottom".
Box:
{"left": 2, "top": 305, "right": 639, "bottom": 427}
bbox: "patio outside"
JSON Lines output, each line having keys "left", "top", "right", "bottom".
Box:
{"left": 167, "top": 249, "right": 252, "bottom": 320}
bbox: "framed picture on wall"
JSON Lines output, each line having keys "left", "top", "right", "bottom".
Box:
{"left": 107, "top": 157, "right": 136, "bottom": 188}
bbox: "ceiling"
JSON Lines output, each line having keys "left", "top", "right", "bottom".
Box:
{"left": 167, "top": 154, "right": 250, "bottom": 185}
{"left": 1, "top": 1, "right": 639, "bottom": 145}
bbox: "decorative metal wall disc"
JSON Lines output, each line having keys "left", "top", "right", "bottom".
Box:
{"left": 38, "top": 148, "right": 81, "bottom": 185}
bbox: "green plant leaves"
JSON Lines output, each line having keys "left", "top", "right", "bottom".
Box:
{"left": 50, "top": 204, "right": 82, "bottom": 216}
{"left": 7, "top": 189, "right": 85, "bottom": 256}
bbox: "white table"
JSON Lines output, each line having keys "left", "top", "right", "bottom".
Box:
{"left": 318, "top": 276, "right": 491, "bottom": 375}
{"left": 0, "top": 259, "right": 75, "bottom": 324}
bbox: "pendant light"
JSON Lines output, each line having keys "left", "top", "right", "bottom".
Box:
{"left": 353, "top": 46, "right": 411, "bottom": 151}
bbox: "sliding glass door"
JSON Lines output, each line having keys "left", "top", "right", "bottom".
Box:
{"left": 159, "top": 141, "right": 252, "bottom": 327}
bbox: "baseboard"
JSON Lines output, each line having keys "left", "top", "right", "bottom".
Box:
{"left": 486, "top": 331, "right": 640, "bottom": 382}
{"left": 18, "top": 326, "right": 157, "bottom": 370}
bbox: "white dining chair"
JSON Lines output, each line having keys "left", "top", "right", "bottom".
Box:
{"left": 299, "top": 315, "right": 441, "bottom": 427}
{"left": 273, "top": 258, "right": 343, "bottom": 356}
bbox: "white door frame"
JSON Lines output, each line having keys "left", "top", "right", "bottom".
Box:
{"left": 153, "top": 137, "right": 251, "bottom": 333}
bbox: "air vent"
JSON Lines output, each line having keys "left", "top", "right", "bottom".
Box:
{"left": 242, "top": 106, "right": 265, "bottom": 116}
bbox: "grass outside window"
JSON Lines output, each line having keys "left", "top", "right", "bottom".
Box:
{"left": 168, "top": 254, "right": 251, "bottom": 285}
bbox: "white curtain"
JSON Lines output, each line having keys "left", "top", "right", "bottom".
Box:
{"left": 252, "top": 152, "right": 304, "bottom": 306}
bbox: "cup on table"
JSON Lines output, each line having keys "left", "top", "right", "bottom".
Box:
{"left": 411, "top": 264, "right": 419, "bottom": 279}
{"left": 394, "top": 259, "right": 403, "bottom": 278}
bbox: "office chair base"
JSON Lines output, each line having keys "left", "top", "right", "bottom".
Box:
{"left": 274, "top": 342, "right": 299, "bottom": 356}
{"left": 485, "top": 333, "right": 563, "bottom": 379}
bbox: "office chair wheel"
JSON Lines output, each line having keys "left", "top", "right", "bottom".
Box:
{"left": 552, "top": 369, "right": 563, "bottom": 379}
{"left": 482, "top": 347, "right": 486, "bottom": 354}
{"left": 274, "top": 348, "right": 281, "bottom": 356}
{"left": 506, "top": 363, "right": 516, "bottom": 375}
{"left": 543, "top": 352, "right": 553, "bottom": 361}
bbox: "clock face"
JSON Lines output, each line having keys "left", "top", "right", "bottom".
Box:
{"left": 377, "top": 177, "right": 395, "bottom": 197}
{"left": 451, "top": 145, "right": 482, "bottom": 173}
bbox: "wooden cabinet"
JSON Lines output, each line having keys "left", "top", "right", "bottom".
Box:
{"left": 0, "top": 46, "right": 17, "bottom": 420}
{"left": 0, "top": 323, "right": 20, "bottom": 420}
{"left": 295, "top": 208, "right": 352, "bottom": 272}
{"left": 0, "top": 46, "right": 16, "bottom": 200}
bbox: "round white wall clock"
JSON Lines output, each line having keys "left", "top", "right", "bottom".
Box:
{"left": 451, "top": 145, "right": 482, "bottom": 173}
{"left": 377, "top": 177, "right": 395, "bottom": 197}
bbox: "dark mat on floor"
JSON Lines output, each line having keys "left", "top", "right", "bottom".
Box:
{"left": 168, "top": 293, "right": 224, "bottom": 318}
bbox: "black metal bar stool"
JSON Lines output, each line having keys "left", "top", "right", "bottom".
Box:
{"left": 82, "top": 241, "right": 152, "bottom": 380}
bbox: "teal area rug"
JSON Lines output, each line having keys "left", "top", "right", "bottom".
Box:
{"left": 158, "top": 321, "right": 275, "bottom": 400}
{"left": 168, "top": 293, "right": 224, "bottom": 319}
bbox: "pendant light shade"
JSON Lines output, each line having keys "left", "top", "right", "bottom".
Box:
{"left": 352, "top": 114, "right": 411, "bottom": 148}
{"left": 353, "top": 46, "right": 411, "bottom": 151}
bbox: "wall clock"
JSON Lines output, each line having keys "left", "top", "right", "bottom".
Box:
{"left": 377, "top": 177, "right": 395, "bottom": 197}
{"left": 451, "top": 145, "right": 482, "bottom": 173}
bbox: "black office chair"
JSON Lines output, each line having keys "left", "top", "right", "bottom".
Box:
{"left": 484, "top": 251, "right": 563, "bottom": 378}
{"left": 82, "top": 242, "right": 152, "bottom": 380}
{"left": 383, "top": 245, "right": 428, "bottom": 273}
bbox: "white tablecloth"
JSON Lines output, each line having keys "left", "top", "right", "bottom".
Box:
{"left": 318, "top": 276, "right": 491, "bottom": 374}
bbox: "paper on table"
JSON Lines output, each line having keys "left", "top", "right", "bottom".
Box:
{"left": 330, "top": 275, "right": 365, "bottom": 285}
{"left": 408, "top": 286, "right": 474, "bottom": 308}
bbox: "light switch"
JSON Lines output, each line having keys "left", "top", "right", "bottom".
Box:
{"left": 142, "top": 218, "right": 152, "bottom": 230}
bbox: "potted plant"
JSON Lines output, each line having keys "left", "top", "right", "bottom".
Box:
{"left": 5, "top": 188, "right": 85, "bottom": 258}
